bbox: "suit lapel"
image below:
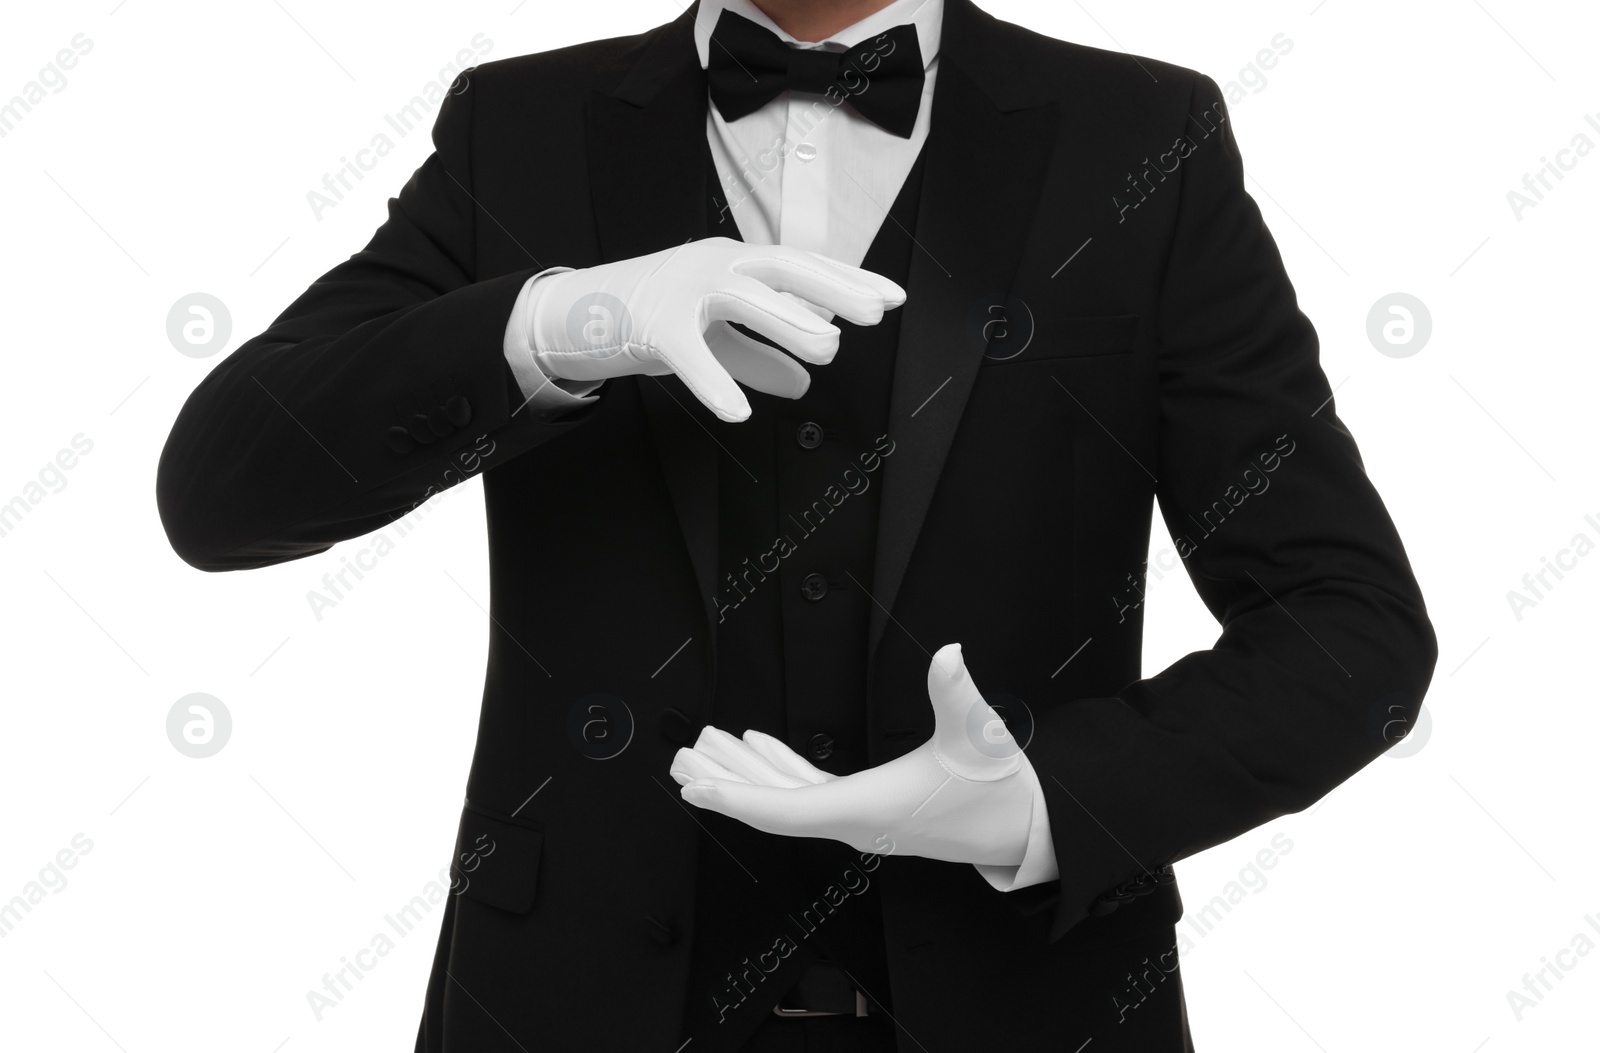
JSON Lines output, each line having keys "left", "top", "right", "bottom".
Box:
{"left": 867, "top": 0, "right": 1060, "bottom": 670}
{"left": 585, "top": 0, "right": 1062, "bottom": 687}
{"left": 587, "top": 6, "right": 726, "bottom": 672}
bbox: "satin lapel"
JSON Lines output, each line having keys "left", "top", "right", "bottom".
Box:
{"left": 586, "top": 7, "right": 725, "bottom": 669}
{"left": 867, "top": 0, "right": 1060, "bottom": 671}
{"left": 583, "top": 1, "right": 1061, "bottom": 680}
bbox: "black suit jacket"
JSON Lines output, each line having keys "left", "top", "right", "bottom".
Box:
{"left": 156, "top": 2, "right": 1437, "bottom": 1049}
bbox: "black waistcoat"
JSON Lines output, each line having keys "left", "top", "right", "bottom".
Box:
{"left": 679, "top": 139, "right": 929, "bottom": 1048}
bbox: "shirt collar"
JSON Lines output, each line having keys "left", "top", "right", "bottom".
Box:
{"left": 693, "top": 0, "right": 942, "bottom": 71}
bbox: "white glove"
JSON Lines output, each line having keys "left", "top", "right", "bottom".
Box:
{"left": 512, "top": 237, "right": 906, "bottom": 422}
{"left": 671, "top": 644, "right": 1052, "bottom": 881}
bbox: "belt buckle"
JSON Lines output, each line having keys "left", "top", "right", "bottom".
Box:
{"left": 771, "top": 990, "right": 870, "bottom": 1018}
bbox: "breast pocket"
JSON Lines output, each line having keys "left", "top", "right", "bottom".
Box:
{"left": 452, "top": 800, "right": 545, "bottom": 914}
{"left": 981, "top": 310, "right": 1139, "bottom": 365}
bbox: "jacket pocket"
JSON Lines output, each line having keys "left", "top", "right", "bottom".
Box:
{"left": 452, "top": 800, "right": 544, "bottom": 914}
{"left": 982, "top": 311, "right": 1139, "bottom": 364}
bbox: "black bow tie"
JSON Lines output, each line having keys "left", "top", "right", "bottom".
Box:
{"left": 706, "top": 9, "right": 925, "bottom": 139}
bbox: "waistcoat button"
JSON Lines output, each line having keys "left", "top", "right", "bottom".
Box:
{"left": 658, "top": 707, "right": 697, "bottom": 745}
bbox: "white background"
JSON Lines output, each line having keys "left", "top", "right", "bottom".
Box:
{"left": 2, "top": 1, "right": 1596, "bottom": 1050}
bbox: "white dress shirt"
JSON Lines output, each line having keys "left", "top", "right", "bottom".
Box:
{"left": 500, "top": 0, "right": 1059, "bottom": 893}
{"left": 696, "top": 0, "right": 941, "bottom": 266}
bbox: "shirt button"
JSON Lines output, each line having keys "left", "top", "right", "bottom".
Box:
{"left": 795, "top": 142, "right": 818, "bottom": 163}
{"left": 795, "top": 421, "right": 824, "bottom": 449}
{"left": 801, "top": 573, "right": 828, "bottom": 601}
{"left": 807, "top": 733, "right": 835, "bottom": 761}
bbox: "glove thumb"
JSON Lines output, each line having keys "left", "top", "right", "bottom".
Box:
{"left": 927, "top": 643, "right": 1022, "bottom": 781}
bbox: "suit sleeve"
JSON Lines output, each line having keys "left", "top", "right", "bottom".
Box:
{"left": 156, "top": 69, "right": 593, "bottom": 572}
{"left": 1023, "top": 73, "right": 1437, "bottom": 941}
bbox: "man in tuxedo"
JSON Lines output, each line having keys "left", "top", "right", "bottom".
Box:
{"left": 156, "top": 0, "right": 1437, "bottom": 1050}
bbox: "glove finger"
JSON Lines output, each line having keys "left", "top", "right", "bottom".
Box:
{"left": 742, "top": 729, "right": 834, "bottom": 785}
{"left": 799, "top": 247, "right": 908, "bottom": 308}
{"left": 679, "top": 778, "right": 838, "bottom": 838}
{"left": 670, "top": 747, "right": 752, "bottom": 786}
{"left": 692, "top": 727, "right": 809, "bottom": 788}
{"left": 705, "top": 322, "right": 812, "bottom": 400}
{"left": 732, "top": 248, "right": 903, "bottom": 327}
{"left": 652, "top": 327, "right": 754, "bottom": 422}
{"left": 704, "top": 279, "right": 841, "bottom": 365}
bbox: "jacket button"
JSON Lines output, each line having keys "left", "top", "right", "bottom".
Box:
{"left": 1117, "top": 864, "right": 1176, "bottom": 898}
{"left": 658, "top": 707, "right": 697, "bottom": 745}
{"left": 807, "top": 732, "right": 834, "bottom": 761}
{"left": 407, "top": 414, "right": 436, "bottom": 444}
{"left": 385, "top": 426, "right": 416, "bottom": 454}
{"left": 795, "top": 421, "right": 824, "bottom": 449}
{"left": 444, "top": 395, "right": 473, "bottom": 427}
{"left": 644, "top": 914, "right": 677, "bottom": 947}
{"left": 800, "top": 573, "right": 828, "bottom": 601}
{"left": 427, "top": 406, "right": 454, "bottom": 437}
{"left": 1088, "top": 895, "right": 1122, "bottom": 917}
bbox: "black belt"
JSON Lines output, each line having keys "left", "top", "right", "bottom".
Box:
{"left": 771, "top": 959, "right": 873, "bottom": 1018}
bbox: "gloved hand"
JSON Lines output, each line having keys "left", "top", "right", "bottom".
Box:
{"left": 512, "top": 237, "right": 906, "bottom": 422}
{"left": 670, "top": 644, "right": 1042, "bottom": 870}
